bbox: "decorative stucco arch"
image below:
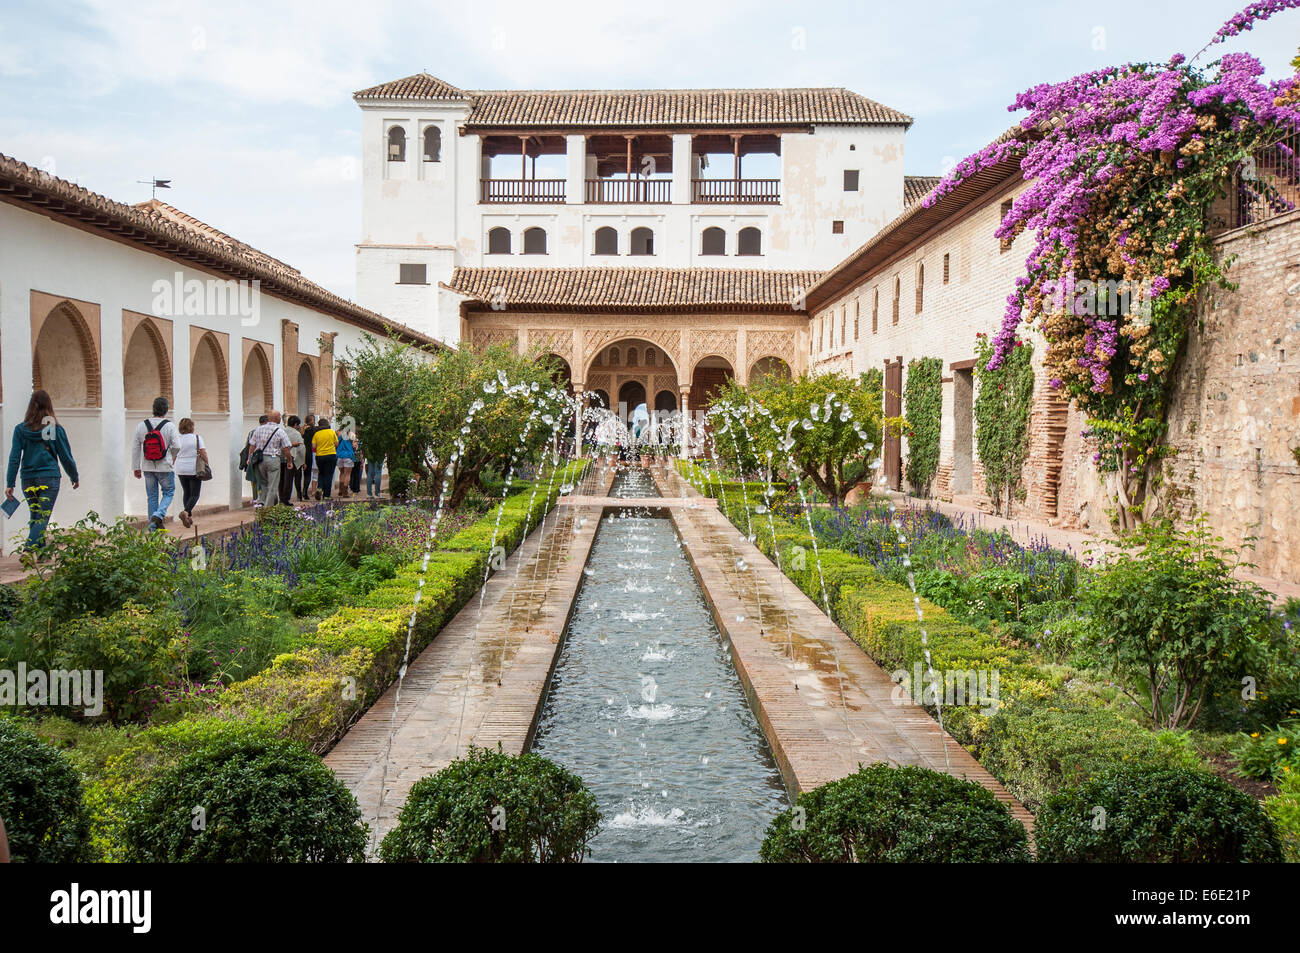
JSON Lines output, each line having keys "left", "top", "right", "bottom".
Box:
{"left": 32, "top": 299, "right": 101, "bottom": 407}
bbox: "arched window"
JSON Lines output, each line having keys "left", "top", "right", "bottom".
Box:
{"left": 609, "top": 347, "right": 620, "bottom": 365}
{"left": 594, "top": 226, "right": 618, "bottom": 255}
{"left": 645, "top": 347, "right": 656, "bottom": 367}
{"left": 737, "top": 227, "right": 762, "bottom": 256}
{"left": 487, "top": 227, "right": 512, "bottom": 255}
{"left": 630, "top": 227, "right": 654, "bottom": 256}
{"left": 627, "top": 347, "right": 638, "bottom": 366}
{"left": 387, "top": 125, "right": 406, "bottom": 162}
{"left": 701, "top": 226, "right": 725, "bottom": 256}
{"left": 523, "top": 227, "right": 547, "bottom": 255}
{"left": 423, "top": 126, "right": 441, "bottom": 162}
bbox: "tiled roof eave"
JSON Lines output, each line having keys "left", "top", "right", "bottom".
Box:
{"left": 0, "top": 154, "right": 445, "bottom": 351}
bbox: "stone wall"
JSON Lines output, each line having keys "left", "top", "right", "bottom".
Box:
{"left": 811, "top": 183, "right": 1300, "bottom": 583}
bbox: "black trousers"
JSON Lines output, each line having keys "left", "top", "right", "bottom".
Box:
{"left": 299, "top": 452, "right": 314, "bottom": 499}
{"left": 280, "top": 462, "right": 297, "bottom": 505}
{"left": 178, "top": 474, "right": 202, "bottom": 515}
{"left": 316, "top": 454, "right": 337, "bottom": 498}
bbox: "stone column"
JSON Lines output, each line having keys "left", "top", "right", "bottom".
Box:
{"left": 318, "top": 331, "right": 337, "bottom": 415}
{"left": 679, "top": 386, "right": 691, "bottom": 455}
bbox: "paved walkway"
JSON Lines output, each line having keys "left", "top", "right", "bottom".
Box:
{"left": 657, "top": 468, "right": 1034, "bottom": 830}
{"left": 325, "top": 467, "right": 613, "bottom": 843}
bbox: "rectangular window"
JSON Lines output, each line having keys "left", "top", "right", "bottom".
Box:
{"left": 872, "top": 289, "right": 879, "bottom": 334}
{"left": 943, "top": 253, "right": 950, "bottom": 284}
{"left": 843, "top": 170, "right": 859, "bottom": 192}
{"left": 892, "top": 277, "right": 900, "bottom": 325}
{"left": 1000, "top": 199, "right": 1014, "bottom": 253}
{"left": 398, "top": 263, "right": 427, "bottom": 285}
{"left": 915, "top": 262, "right": 924, "bottom": 314}
{"left": 832, "top": 220, "right": 844, "bottom": 234}
{"left": 854, "top": 300, "right": 860, "bottom": 341}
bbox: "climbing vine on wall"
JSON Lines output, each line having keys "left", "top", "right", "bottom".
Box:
{"left": 928, "top": 1, "right": 1300, "bottom": 530}
{"left": 974, "top": 333, "right": 1035, "bottom": 516}
{"left": 903, "top": 357, "right": 942, "bottom": 496}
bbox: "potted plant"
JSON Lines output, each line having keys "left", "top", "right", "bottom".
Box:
{"left": 843, "top": 458, "right": 873, "bottom": 507}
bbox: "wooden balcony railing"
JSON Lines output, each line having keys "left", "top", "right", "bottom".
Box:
{"left": 584, "top": 178, "right": 672, "bottom": 204}
{"left": 479, "top": 178, "right": 567, "bottom": 204}
{"left": 691, "top": 178, "right": 780, "bottom": 204}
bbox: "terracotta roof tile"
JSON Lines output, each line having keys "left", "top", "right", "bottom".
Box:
{"left": 0, "top": 153, "right": 444, "bottom": 350}
{"left": 446, "top": 267, "right": 822, "bottom": 311}
{"left": 355, "top": 74, "right": 911, "bottom": 128}
{"left": 904, "top": 175, "right": 941, "bottom": 207}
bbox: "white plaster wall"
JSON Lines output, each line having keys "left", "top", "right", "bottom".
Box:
{"left": 0, "top": 201, "right": 404, "bottom": 552}
{"left": 355, "top": 99, "right": 908, "bottom": 346}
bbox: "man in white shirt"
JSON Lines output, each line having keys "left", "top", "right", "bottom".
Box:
{"left": 132, "top": 396, "right": 180, "bottom": 531}
{"left": 247, "top": 410, "right": 293, "bottom": 507}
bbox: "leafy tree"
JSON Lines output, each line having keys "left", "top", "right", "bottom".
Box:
{"left": 974, "top": 333, "right": 1034, "bottom": 516}
{"left": 903, "top": 356, "right": 942, "bottom": 496}
{"left": 1080, "top": 517, "right": 1275, "bottom": 730}
{"left": 340, "top": 338, "right": 566, "bottom": 508}
{"left": 735, "top": 371, "right": 883, "bottom": 506}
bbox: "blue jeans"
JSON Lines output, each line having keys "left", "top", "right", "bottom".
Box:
{"left": 22, "top": 476, "right": 60, "bottom": 549}
{"left": 366, "top": 461, "right": 383, "bottom": 496}
{"left": 144, "top": 470, "right": 175, "bottom": 525}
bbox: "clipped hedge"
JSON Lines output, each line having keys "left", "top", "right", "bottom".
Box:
{"left": 72, "top": 466, "right": 586, "bottom": 859}
{"left": 761, "top": 763, "right": 1030, "bottom": 863}
{"left": 680, "top": 460, "right": 1210, "bottom": 817}
{"left": 124, "top": 733, "right": 368, "bottom": 862}
{"left": 1035, "top": 765, "right": 1283, "bottom": 863}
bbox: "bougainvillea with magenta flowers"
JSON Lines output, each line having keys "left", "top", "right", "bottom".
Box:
{"left": 926, "top": 2, "right": 1300, "bottom": 529}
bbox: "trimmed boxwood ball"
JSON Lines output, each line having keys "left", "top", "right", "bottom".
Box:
{"left": 1035, "top": 764, "right": 1283, "bottom": 863}
{"left": 124, "top": 735, "right": 368, "bottom": 862}
{"left": 760, "top": 762, "right": 1031, "bottom": 862}
{"left": 379, "top": 746, "right": 601, "bottom": 863}
{"left": 0, "top": 717, "right": 91, "bottom": 862}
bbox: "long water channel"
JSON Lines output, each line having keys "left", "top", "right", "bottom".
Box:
{"left": 529, "top": 467, "right": 789, "bottom": 862}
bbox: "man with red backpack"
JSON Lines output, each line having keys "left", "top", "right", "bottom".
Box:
{"left": 132, "top": 396, "right": 180, "bottom": 531}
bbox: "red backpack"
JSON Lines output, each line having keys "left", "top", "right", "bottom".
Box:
{"left": 142, "top": 420, "right": 167, "bottom": 462}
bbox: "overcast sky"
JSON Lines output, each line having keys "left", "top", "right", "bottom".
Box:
{"left": 2, "top": 0, "right": 1296, "bottom": 299}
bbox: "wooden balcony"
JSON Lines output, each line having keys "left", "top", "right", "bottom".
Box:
{"left": 584, "top": 178, "right": 672, "bottom": 204}
{"left": 692, "top": 178, "right": 780, "bottom": 204}
{"left": 479, "top": 178, "right": 566, "bottom": 204}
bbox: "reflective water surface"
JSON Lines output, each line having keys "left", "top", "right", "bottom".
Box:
{"left": 530, "top": 467, "right": 789, "bottom": 862}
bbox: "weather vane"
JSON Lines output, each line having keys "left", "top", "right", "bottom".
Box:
{"left": 137, "top": 177, "right": 171, "bottom": 200}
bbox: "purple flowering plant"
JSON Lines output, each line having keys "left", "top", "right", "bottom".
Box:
{"left": 926, "top": 1, "right": 1300, "bottom": 529}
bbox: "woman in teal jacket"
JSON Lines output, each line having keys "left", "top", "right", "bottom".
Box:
{"left": 5, "top": 390, "right": 80, "bottom": 551}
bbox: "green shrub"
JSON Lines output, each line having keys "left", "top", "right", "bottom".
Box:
{"left": 52, "top": 603, "right": 189, "bottom": 722}
{"left": 0, "top": 716, "right": 91, "bottom": 861}
{"left": 1035, "top": 764, "right": 1282, "bottom": 862}
{"left": 1233, "top": 720, "right": 1300, "bottom": 780}
{"left": 174, "top": 570, "right": 296, "bottom": 683}
{"left": 981, "top": 701, "right": 1201, "bottom": 813}
{"left": 379, "top": 746, "right": 600, "bottom": 863}
{"left": 124, "top": 734, "right": 368, "bottom": 862}
{"left": 1080, "top": 518, "right": 1275, "bottom": 730}
{"left": 760, "top": 763, "right": 1030, "bottom": 862}
{"left": 1265, "top": 772, "right": 1300, "bottom": 863}
{"left": 4, "top": 517, "right": 173, "bottom": 669}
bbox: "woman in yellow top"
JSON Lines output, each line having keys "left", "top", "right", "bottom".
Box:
{"left": 311, "top": 418, "right": 339, "bottom": 499}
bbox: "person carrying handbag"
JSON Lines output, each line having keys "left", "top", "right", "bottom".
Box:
{"left": 174, "top": 418, "right": 211, "bottom": 528}
{"left": 246, "top": 411, "right": 292, "bottom": 507}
